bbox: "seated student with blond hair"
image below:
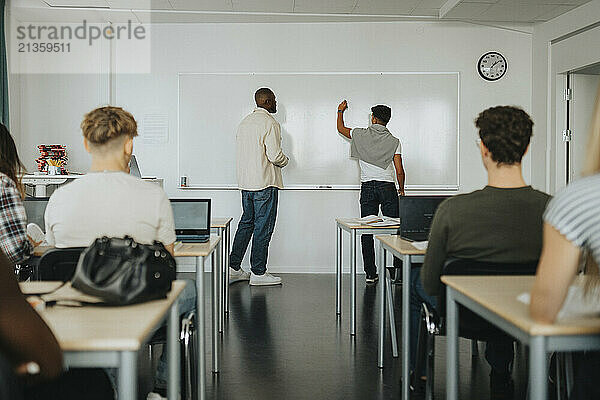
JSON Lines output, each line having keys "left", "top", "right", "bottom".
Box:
{"left": 44, "top": 106, "right": 194, "bottom": 400}
{"left": 530, "top": 86, "right": 600, "bottom": 400}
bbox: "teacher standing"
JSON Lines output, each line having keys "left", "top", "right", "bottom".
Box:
{"left": 336, "top": 100, "right": 406, "bottom": 284}
{"left": 229, "top": 88, "right": 289, "bottom": 286}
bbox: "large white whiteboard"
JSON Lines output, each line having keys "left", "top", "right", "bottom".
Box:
{"left": 178, "top": 72, "right": 459, "bottom": 189}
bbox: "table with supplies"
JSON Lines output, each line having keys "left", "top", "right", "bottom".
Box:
{"left": 20, "top": 280, "right": 186, "bottom": 400}
{"left": 443, "top": 275, "right": 600, "bottom": 400}
{"left": 335, "top": 218, "right": 401, "bottom": 336}
{"left": 35, "top": 235, "right": 223, "bottom": 400}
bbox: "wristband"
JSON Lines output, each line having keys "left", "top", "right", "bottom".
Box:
{"left": 337, "top": 110, "right": 344, "bottom": 113}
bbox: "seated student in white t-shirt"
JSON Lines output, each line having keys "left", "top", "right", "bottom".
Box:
{"left": 44, "top": 106, "right": 193, "bottom": 400}
{"left": 336, "top": 100, "right": 406, "bottom": 284}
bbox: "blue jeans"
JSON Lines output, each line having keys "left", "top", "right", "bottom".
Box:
{"left": 360, "top": 181, "right": 401, "bottom": 276}
{"left": 230, "top": 187, "right": 279, "bottom": 275}
{"left": 155, "top": 279, "right": 197, "bottom": 388}
{"left": 409, "top": 267, "right": 513, "bottom": 377}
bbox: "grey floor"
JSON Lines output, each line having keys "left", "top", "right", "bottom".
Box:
{"left": 139, "top": 273, "right": 531, "bottom": 400}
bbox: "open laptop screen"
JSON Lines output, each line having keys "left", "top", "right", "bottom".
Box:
{"left": 170, "top": 199, "right": 211, "bottom": 239}
{"left": 23, "top": 197, "right": 49, "bottom": 232}
{"left": 399, "top": 196, "right": 450, "bottom": 240}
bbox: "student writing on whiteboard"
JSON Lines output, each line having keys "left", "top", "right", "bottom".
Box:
{"left": 229, "top": 88, "right": 288, "bottom": 286}
{"left": 336, "top": 100, "right": 405, "bottom": 284}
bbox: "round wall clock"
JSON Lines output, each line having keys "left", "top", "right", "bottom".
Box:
{"left": 478, "top": 52, "right": 507, "bottom": 81}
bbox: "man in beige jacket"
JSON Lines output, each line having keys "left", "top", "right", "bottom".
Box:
{"left": 229, "top": 88, "right": 289, "bottom": 286}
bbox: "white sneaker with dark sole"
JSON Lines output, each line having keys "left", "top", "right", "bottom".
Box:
{"left": 229, "top": 267, "right": 250, "bottom": 284}
{"left": 249, "top": 272, "right": 282, "bottom": 286}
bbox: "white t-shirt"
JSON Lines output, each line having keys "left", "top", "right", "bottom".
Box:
{"left": 358, "top": 142, "right": 402, "bottom": 183}
{"left": 45, "top": 172, "right": 176, "bottom": 248}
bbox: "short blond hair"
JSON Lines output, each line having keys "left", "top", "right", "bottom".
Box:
{"left": 81, "top": 106, "right": 138, "bottom": 145}
{"left": 583, "top": 84, "right": 600, "bottom": 176}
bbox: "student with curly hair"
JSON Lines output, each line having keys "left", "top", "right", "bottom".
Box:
{"left": 411, "top": 106, "right": 550, "bottom": 399}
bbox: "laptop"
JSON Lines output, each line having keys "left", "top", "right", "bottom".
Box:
{"left": 399, "top": 196, "right": 450, "bottom": 242}
{"left": 170, "top": 199, "right": 211, "bottom": 243}
{"left": 129, "top": 155, "right": 142, "bottom": 178}
{"left": 23, "top": 197, "right": 49, "bottom": 232}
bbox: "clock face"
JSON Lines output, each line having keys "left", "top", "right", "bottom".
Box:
{"left": 478, "top": 52, "right": 507, "bottom": 81}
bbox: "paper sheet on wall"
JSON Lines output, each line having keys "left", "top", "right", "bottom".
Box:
{"left": 142, "top": 114, "right": 169, "bottom": 144}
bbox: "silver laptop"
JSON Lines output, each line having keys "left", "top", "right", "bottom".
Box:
{"left": 170, "top": 199, "right": 211, "bottom": 243}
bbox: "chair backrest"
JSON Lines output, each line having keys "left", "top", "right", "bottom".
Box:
{"left": 439, "top": 258, "right": 539, "bottom": 340}
{"left": 442, "top": 258, "right": 538, "bottom": 277}
{"left": 38, "top": 248, "right": 85, "bottom": 282}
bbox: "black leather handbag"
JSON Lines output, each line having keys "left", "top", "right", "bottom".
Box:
{"left": 71, "top": 236, "right": 176, "bottom": 306}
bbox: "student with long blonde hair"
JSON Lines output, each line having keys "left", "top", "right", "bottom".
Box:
{"left": 530, "top": 83, "right": 600, "bottom": 399}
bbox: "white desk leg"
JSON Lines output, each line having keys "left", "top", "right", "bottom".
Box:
{"left": 378, "top": 246, "right": 386, "bottom": 368}
{"left": 196, "top": 256, "right": 206, "bottom": 400}
{"left": 529, "top": 336, "right": 547, "bottom": 400}
{"left": 212, "top": 248, "right": 220, "bottom": 373}
{"left": 402, "top": 254, "right": 412, "bottom": 400}
{"left": 386, "top": 269, "right": 399, "bottom": 358}
{"left": 336, "top": 224, "right": 342, "bottom": 315}
{"left": 167, "top": 299, "right": 180, "bottom": 400}
{"left": 446, "top": 286, "right": 459, "bottom": 400}
{"left": 350, "top": 229, "right": 357, "bottom": 336}
{"left": 118, "top": 351, "right": 137, "bottom": 400}
{"left": 224, "top": 225, "right": 231, "bottom": 314}
{"left": 218, "top": 227, "right": 225, "bottom": 333}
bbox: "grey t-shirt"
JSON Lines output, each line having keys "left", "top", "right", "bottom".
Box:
{"left": 421, "top": 186, "right": 551, "bottom": 296}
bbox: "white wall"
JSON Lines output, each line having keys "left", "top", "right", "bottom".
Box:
{"left": 531, "top": 0, "right": 600, "bottom": 194}
{"left": 12, "top": 21, "right": 533, "bottom": 273}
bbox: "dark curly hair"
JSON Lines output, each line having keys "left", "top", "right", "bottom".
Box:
{"left": 475, "top": 106, "right": 533, "bottom": 165}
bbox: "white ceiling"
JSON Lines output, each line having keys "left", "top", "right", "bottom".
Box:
{"left": 11, "top": 0, "right": 594, "bottom": 23}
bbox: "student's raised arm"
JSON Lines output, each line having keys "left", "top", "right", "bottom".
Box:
{"left": 0, "top": 251, "right": 63, "bottom": 380}
{"left": 337, "top": 100, "right": 352, "bottom": 139}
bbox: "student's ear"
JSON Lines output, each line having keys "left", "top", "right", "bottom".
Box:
{"left": 480, "top": 141, "right": 491, "bottom": 159}
{"left": 523, "top": 143, "right": 531, "bottom": 157}
{"left": 83, "top": 138, "right": 92, "bottom": 154}
{"left": 124, "top": 137, "right": 134, "bottom": 157}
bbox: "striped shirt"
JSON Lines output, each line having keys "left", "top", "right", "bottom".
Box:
{"left": 0, "top": 173, "right": 33, "bottom": 265}
{"left": 544, "top": 173, "right": 600, "bottom": 265}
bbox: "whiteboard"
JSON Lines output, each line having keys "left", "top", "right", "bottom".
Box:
{"left": 178, "top": 72, "right": 459, "bottom": 189}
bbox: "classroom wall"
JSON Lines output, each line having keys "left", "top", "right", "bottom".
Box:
{"left": 11, "top": 21, "right": 534, "bottom": 273}
{"left": 531, "top": 0, "right": 600, "bottom": 194}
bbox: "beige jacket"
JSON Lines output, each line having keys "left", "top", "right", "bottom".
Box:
{"left": 236, "top": 108, "right": 289, "bottom": 191}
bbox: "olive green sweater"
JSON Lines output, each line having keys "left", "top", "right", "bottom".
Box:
{"left": 421, "top": 186, "right": 551, "bottom": 296}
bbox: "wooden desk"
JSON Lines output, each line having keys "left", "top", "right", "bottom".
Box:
{"left": 335, "top": 218, "right": 400, "bottom": 336}
{"left": 442, "top": 276, "right": 600, "bottom": 400}
{"left": 174, "top": 235, "right": 222, "bottom": 397}
{"left": 375, "top": 235, "right": 426, "bottom": 400}
{"left": 20, "top": 280, "right": 186, "bottom": 400}
{"left": 34, "top": 237, "right": 222, "bottom": 400}
{"left": 211, "top": 217, "right": 233, "bottom": 333}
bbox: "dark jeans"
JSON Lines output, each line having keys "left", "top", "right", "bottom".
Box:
{"left": 230, "top": 187, "right": 279, "bottom": 275}
{"left": 360, "top": 181, "right": 401, "bottom": 276}
{"left": 409, "top": 267, "right": 514, "bottom": 377}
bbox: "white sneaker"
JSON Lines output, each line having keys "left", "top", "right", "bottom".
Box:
{"left": 146, "top": 392, "right": 166, "bottom": 400}
{"left": 229, "top": 267, "right": 250, "bottom": 284}
{"left": 249, "top": 272, "right": 282, "bottom": 286}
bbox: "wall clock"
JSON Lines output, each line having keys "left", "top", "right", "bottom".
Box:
{"left": 478, "top": 52, "right": 507, "bottom": 81}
